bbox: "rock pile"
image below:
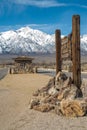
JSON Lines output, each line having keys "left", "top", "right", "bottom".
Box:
{"left": 9, "top": 66, "right": 37, "bottom": 74}
{"left": 29, "top": 71, "right": 87, "bottom": 117}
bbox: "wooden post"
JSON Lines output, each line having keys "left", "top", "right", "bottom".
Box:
{"left": 72, "top": 15, "right": 81, "bottom": 88}
{"left": 55, "top": 30, "right": 61, "bottom": 75}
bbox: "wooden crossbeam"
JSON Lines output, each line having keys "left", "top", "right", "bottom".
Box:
{"left": 61, "top": 35, "right": 72, "bottom": 61}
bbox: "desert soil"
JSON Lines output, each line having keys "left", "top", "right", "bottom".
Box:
{"left": 0, "top": 74, "right": 87, "bottom": 130}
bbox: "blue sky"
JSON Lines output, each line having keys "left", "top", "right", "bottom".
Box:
{"left": 0, "top": 0, "right": 87, "bottom": 35}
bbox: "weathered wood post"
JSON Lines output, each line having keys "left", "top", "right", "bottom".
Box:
{"left": 72, "top": 15, "right": 81, "bottom": 88}
{"left": 55, "top": 30, "right": 61, "bottom": 75}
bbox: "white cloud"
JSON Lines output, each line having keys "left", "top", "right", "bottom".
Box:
{"left": 0, "top": 0, "right": 26, "bottom": 16}
{"left": 0, "top": 23, "right": 71, "bottom": 35}
{"left": 0, "top": 23, "right": 86, "bottom": 35}
{"left": 6, "top": 0, "right": 87, "bottom": 9}
{"left": 10, "top": 0, "right": 66, "bottom": 8}
{"left": 68, "top": 3, "right": 87, "bottom": 9}
{"left": 76, "top": 5, "right": 87, "bottom": 9}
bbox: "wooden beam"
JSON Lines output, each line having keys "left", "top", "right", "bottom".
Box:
{"left": 72, "top": 15, "right": 81, "bottom": 88}
{"left": 55, "top": 30, "right": 61, "bottom": 75}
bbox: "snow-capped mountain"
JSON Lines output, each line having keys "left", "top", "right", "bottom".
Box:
{"left": 0, "top": 27, "right": 55, "bottom": 54}
{"left": 0, "top": 26, "right": 87, "bottom": 55}
{"left": 80, "top": 35, "right": 87, "bottom": 55}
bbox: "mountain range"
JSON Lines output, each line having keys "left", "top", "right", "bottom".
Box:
{"left": 0, "top": 26, "right": 87, "bottom": 55}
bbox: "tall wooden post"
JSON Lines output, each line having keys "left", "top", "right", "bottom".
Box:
{"left": 55, "top": 30, "right": 61, "bottom": 75}
{"left": 72, "top": 15, "right": 81, "bottom": 88}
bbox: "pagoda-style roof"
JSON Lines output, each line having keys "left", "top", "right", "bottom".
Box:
{"left": 13, "top": 56, "right": 34, "bottom": 63}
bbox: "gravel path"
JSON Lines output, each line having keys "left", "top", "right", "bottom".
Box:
{"left": 0, "top": 74, "right": 52, "bottom": 130}
{"left": 8, "top": 109, "right": 87, "bottom": 130}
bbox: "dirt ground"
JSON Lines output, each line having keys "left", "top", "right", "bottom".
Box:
{"left": 0, "top": 74, "right": 51, "bottom": 130}
{"left": 0, "top": 74, "right": 87, "bottom": 130}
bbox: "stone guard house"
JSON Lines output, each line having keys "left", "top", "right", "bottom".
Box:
{"left": 11, "top": 56, "right": 34, "bottom": 74}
